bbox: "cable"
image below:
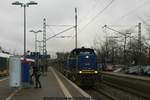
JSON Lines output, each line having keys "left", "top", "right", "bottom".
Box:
{"left": 78, "top": 0, "right": 102, "bottom": 25}
{"left": 46, "top": 26, "right": 75, "bottom": 41}
{"left": 103, "top": 25, "right": 127, "bottom": 36}
{"left": 101, "top": 24, "right": 137, "bottom": 27}
{"left": 103, "top": 25, "right": 150, "bottom": 47}
{"left": 46, "top": 25, "right": 74, "bottom": 27}
{"left": 79, "top": 0, "right": 115, "bottom": 33}
{"left": 137, "top": 16, "right": 150, "bottom": 27}
{"left": 114, "top": 0, "right": 150, "bottom": 23}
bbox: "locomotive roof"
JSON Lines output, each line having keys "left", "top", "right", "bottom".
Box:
{"left": 71, "top": 48, "right": 95, "bottom": 54}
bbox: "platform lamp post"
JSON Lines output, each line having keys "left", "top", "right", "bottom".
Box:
{"left": 12, "top": 1, "right": 38, "bottom": 59}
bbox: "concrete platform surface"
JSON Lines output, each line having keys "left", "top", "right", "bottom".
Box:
{"left": 1, "top": 67, "right": 92, "bottom": 100}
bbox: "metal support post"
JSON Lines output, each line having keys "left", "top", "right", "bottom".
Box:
{"left": 75, "top": 8, "right": 77, "bottom": 48}
{"left": 23, "top": 5, "right": 26, "bottom": 58}
{"left": 43, "top": 18, "right": 47, "bottom": 75}
{"left": 138, "top": 22, "right": 142, "bottom": 74}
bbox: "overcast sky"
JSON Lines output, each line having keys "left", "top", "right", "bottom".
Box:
{"left": 0, "top": 0, "right": 150, "bottom": 57}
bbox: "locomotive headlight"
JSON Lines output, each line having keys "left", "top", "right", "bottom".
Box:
{"left": 85, "top": 56, "right": 89, "bottom": 59}
{"left": 94, "top": 71, "right": 98, "bottom": 74}
{"left": 79, "top": 71, "right": 82, "bottom": 74}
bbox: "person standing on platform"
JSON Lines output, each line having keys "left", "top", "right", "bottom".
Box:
{"left": 34, "top": 66, "right": 42, "bottom": 88}
{"left": 41, "top": 64, "right": 44, "bottom": 75}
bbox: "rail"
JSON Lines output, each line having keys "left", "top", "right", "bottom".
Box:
{"left": 92, "top": 87, "right": 118, "bottom": 100}
{"left": 101, "top": 72, "right": 150, "bottom": 99}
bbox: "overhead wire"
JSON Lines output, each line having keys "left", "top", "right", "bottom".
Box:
{"left": 103, "top": 25, "right": 150, "bottom": 47}
{"left": 78, "top": 0, "right": 103, "bottom": 27}
{"left": 113, "top": 0, "right": 150, "bottom": 23}
{"left": 78, "top": 0, "right": 115, "bottom": 33}
{"left": 44, "top": 0, "right": 115, "bottom": 44}
{"left": 137, "top": 16, "right": 150, "bottom": 27}
{"left": 46, "top": 26, "right": 75, "bottom": 41}
{"left": 46, "top": 25, "right": 74, "bottom": 27}
{"left": 46, "top": 24, "right": 74, "bottom": 40}
{"left": 92, "top": 0, "right": 99, "bottom": 9}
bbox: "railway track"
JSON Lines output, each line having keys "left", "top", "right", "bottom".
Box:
{"left": 101, "top": 72, "right": 150, "bottom": 100}
{"left": 85, "top": 82, "right": 148, "bottom": 100}
{"left": 92, "top": 87, "right": 118, "bottom": 100}
{"left": 58, "top": 68, "right": 150, "bottom": 100}
{"left": 84, "top": 72, "right": 150, "bottom": 100}
{"left": 83, "top": 88, "right": 117, "bottom": 100}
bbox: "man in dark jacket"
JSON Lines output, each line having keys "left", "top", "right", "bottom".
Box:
{"left": 32, "top": 64, "right": 42, "bottom": 88}
{"left": 34, "top": 69, "right": 42, "bottom": 88}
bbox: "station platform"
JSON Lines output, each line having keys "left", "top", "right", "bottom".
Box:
{"left": 0, "top": 67, "right": 92, "bottom": 100}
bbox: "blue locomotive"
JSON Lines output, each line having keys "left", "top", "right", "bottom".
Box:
{"left": 64, "top": 47, "right": 98, "bottom": 86}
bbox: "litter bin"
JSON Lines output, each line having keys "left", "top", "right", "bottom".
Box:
{"left": 21, "top": 59, "right": 30, "bottom": 84}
